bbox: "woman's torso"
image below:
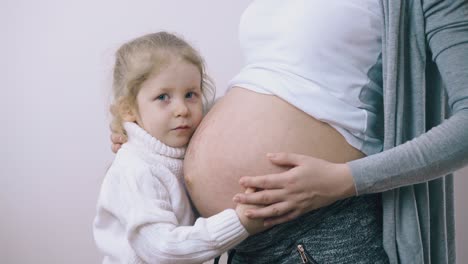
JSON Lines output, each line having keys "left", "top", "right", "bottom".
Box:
{"left": 185, "top": 0, "right": 384, "bottom": 216}
{"left": 230, "top": 0, "right": 384, "bottom": 155}
{"left": 184, "top": 87, "right": 365, "bottom": 217}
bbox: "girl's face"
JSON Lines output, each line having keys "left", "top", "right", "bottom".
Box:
{"left": 133, "top": 59, "right": 203, "bottom": 148}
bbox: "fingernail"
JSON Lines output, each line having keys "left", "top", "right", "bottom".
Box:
{"left": 266, "top": 153, "right": 275, "bottom": 158}
{"left": 233, "top": 196, "right": 240, "bottom": 203}
{"left": 245, "top": 211, "right": 252, "bottom": 217}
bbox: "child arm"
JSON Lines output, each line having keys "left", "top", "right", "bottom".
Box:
{"left": 126, "top": 167, "right": 249, "bottom": 264}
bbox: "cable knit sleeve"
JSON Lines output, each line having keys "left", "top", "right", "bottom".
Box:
{"left": 348, "top": 0, "right": 468, "bottom": 195}
{"left": 125, "top": 165, "right": 249, "bottom": 264}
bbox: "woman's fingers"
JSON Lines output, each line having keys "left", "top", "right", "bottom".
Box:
{"left": 264, "top": 210, "right": 301, "bottom": 227}
{"left": 234, "top": 153, "right": 352, "bottom": 227}
{"left": 243, "top": 201, "right": 292, "bottom": 219}
{"left": 244, "top": 187, "right": 257, "bottom": 194}
{"left": 233, "top": 189, "right": 285, "bottom": 205}
{"left": 239, "top": 152, "right": 308, "bottom": 189}
{"left": 267, "top": 152, "right": 306, "bottom": 166}
{"left": 239, "top": 172, "right": 286, "bottom": 189}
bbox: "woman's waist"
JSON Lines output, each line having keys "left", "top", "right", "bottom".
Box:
{"left": 235, "top": 194, "right": 382, "bottom": 253}
{"left": 184, "top": 87, "right": 365, "bottom": 217}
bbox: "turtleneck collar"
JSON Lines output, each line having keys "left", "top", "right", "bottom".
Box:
{"left": 123, "top": 122, "right": 186, "bottom": 159}
{"left": 121, "top": 122, "right": 186, "bottom": 178}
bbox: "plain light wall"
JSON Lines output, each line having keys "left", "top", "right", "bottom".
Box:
{"left": 1, "top": 1, "right": 466, "bottom": 263}
{"left": 2, "top": 1, "right": 251, "bottom": 263}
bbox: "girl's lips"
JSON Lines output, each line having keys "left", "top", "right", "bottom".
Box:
{"left": 173, "top": 126, "right": 190, "bottom": 130}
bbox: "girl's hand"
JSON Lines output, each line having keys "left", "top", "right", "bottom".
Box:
{"left": 110, "top": 132, "right": 127, "bottom": 153}
{"left": 232, "top": 152, "right": 357, "bottom": 227}
{"left": 235, "top": 188, "right": 267, "bottom": 235}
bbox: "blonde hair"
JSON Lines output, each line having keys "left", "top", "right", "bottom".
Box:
{"left": 110, "top": 31, "right": 215, "bottom": 135}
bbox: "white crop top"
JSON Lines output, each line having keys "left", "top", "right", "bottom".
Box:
{"left": 228, "top": 0, "right": 384, "bottom": 155}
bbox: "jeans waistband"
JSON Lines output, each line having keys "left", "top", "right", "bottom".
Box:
{"left": 235, "top": 194, "right": 381, "bottom": 253}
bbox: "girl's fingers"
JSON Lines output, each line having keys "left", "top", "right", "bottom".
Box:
{"left": 233, "top": 189, "right": 285, "bottom": 205}
{"left": 111, "top": 144, "right": 121, "bottom": 154}
{"left": 111, "top": 133, "right": 120, "bottom": 144}
{"left": 111, "top": 133, "right": 127, "bottom": 144}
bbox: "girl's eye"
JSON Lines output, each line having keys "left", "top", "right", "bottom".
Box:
{"left": 156, "top": 94, "right": 169, "bottom": 101}
{"left": 186, "top": 92, "right": 198, "bottom": 99}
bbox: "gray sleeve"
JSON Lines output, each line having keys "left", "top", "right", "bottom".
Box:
{"left": 349, "top": 0, "right": 468, "bottom": 195}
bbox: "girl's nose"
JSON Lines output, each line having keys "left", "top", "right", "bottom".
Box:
{"left": 174, "top": 100, "right": 189, "bottom": 117}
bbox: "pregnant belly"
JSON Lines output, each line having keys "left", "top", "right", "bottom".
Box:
{"left": 184, "top": 87, "right": 364, "bottom": 217}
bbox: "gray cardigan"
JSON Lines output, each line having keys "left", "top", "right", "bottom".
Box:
{"left": 348, "top": 0, "right": 468, "bottom": 263}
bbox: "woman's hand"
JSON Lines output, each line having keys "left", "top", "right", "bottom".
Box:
{"left": 232, "top": 152, "right": 357, "bottom": 227}
{"left": 110, "top": 133, "right": 127, "bottom": 153}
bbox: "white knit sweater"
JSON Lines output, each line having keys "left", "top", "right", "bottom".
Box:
{"left": 93, "top": 122, "right": 249, "bottom": 264}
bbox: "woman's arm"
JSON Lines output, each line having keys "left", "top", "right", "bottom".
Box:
{"left": 348, "top": 0, "right": 468, "bottom": 194}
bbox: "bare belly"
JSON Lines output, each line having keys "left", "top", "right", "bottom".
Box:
{"left": 184, "top": 87, "right": 364, "bottom": 217}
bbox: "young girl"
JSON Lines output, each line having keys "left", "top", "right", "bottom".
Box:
{"left": 93, "top": 32, "right": 263, "bottom": 264}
